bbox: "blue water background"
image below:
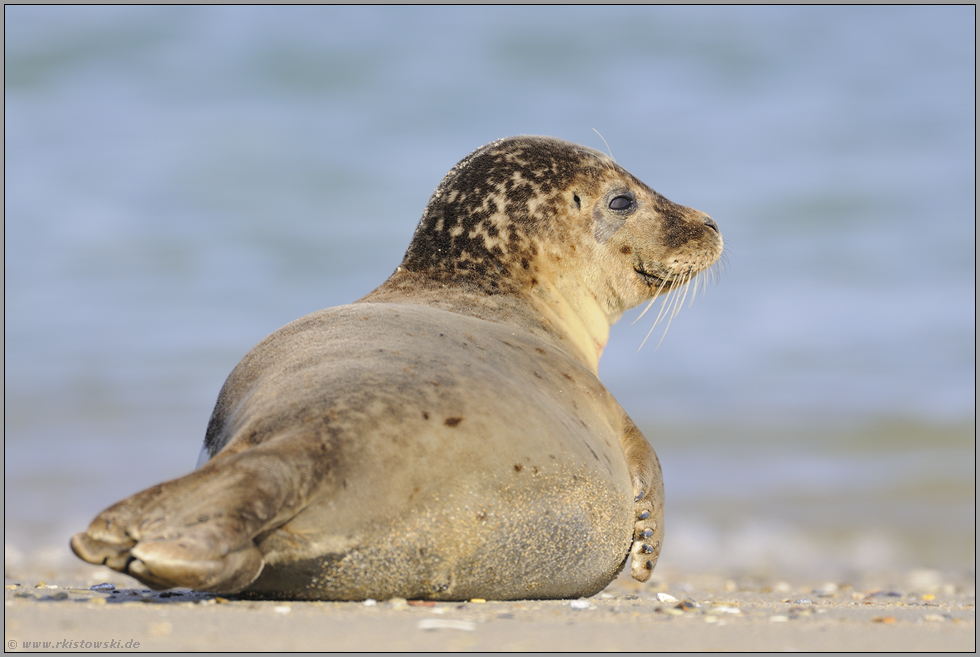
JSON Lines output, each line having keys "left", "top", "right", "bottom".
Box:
{"left": 5, "top": 6, "right": 975, "bottom": 576}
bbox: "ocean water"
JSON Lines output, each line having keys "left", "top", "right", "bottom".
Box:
{"left": 5, "top": 6, "right": 975, "bottom": 578}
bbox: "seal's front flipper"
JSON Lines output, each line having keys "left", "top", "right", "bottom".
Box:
{"left": 70, "top": 432, "right": 329, "bottom": 593}
{"left": 619, "top": 416, "right": 665, "bottom": 582}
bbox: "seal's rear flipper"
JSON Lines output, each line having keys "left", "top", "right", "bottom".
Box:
{"left": 70, "top": 432, "right": 329, "bottom": 593}
{"left": 70, "top": 528, "right": 264, "bottom": 593}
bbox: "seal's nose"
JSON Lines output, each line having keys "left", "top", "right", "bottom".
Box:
{"left": 702, "top": 217, "right": 719, "bottom": 233}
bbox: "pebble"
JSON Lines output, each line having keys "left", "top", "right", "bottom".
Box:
{"left": 814, "top": 583, "right": 838, "bottom": 597}
{"left": 274, "top": 605, "right": 291, "bottom": 614}
{"left": 770, "top": 615, "right": 789, "bottom": 622}
{"left": 363, "top": 599, "right": 378, "bottom": 607}
{"left": 90, "top": 583, "right": 116, "bottom": 591}
{"left": 656, "top": 592, "right": 678, "bottom": 603}
{"left": 569, "top": 600, "right": 591, "bottom": 610}
{"left": 418, "top": 619, "right": 475, "bottom": 632}
{"left": 709, "top": 606, "right": 741, "bottom": 615}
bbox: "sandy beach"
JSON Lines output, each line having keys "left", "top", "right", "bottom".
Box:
{"left": 5, "top": 558, "right": 974, "bottom": 652}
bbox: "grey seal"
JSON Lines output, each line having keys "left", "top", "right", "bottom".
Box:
{"left": 71, "top": 136, "right": 723, "bottom": 600}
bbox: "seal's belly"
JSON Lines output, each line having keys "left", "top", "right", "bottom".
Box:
{"left": 214, "top": 304, "right": 635, "bottom": 600}
{"left": 248, "top": 453, "right": 634, "bottom": 600}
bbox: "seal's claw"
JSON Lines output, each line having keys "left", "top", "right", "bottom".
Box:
{"left": 70, "top": 532, "right": 134, "bottom": 572}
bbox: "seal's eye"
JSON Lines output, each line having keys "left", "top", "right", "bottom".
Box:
{"left": 609, "top": 195, "right": 634, "bottom": 212}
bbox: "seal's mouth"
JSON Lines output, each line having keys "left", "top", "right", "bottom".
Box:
{"left": 634, "top": 266, "right": 670, "bottom": 289}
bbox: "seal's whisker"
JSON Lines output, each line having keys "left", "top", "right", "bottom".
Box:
{"left": 643, "top": 290, "right": 681, "bottom": 351}
{"left": 689, "top": 271, "right": 704, "bottom": 306}
{"left": 672, "top": 274, "right": 688, "bottom": 311}
{"left": 631, "top": 297, "right": 658, "bottom": 326}
{"left": 632, "top": 276, "right": 672, "bottom": 324}
{"left": 638, "top": 276, "right": 681, "bottom": 351}
{"left": 638, "top": 268, "right": 705, "bottom": 352}
{"left": 592, "top": 128, "right": 615, "bottom": 161}
{"left": 651, "top": 285, "right": 676, "bottom": 327}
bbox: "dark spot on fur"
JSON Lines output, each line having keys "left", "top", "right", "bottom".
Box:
{"left": 514, "top": 464, "right": 523, "bottom": 472}
{"left": 620, "top": 245, "right": 632, "bottom": 254}
{"left": 535, "top": 347, "right": 546, "bottom": 355}
{"left": 444, "top": 417, "right": 463, "bottom": 427}
{"left": 422, "top": 411, "right": 430, "bottom": 420}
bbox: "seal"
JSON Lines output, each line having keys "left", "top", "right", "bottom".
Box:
{"left": 71, "top": 136, "right": 723, "bottom": 600}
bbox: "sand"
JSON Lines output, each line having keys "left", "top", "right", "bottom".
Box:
{"left": 4, "top": 560, "right": 974, "bottom": 652}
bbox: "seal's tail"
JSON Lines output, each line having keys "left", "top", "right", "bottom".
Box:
{"left": 70, "top": 432, "right": 328, "bottom": 593}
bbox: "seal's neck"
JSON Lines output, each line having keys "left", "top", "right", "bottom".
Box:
{"left": 524, "top": 260, "right": 612, "bottom": 374}
{"left": 360, "top": 266, "right": 612, "bottom": 376}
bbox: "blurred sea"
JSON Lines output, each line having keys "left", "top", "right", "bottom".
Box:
{"left": 5, "top": 6, "right": 975, "bottom": 580}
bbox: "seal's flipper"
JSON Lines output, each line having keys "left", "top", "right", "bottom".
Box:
{"left": 70, "top": 433, "right": 330, "bottom": 593}
{"left": 619, "top": 416, "right": 665, "bottom": 582}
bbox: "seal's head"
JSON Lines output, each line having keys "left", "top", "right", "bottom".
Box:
{"left": 372, "top": 136, "right": 723, "bottom": 369}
